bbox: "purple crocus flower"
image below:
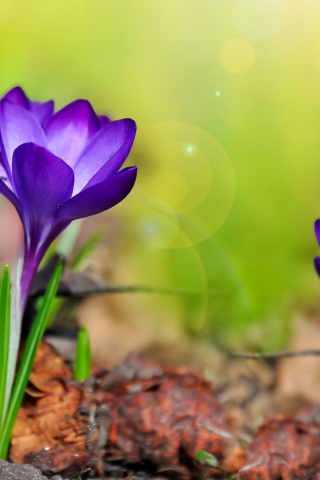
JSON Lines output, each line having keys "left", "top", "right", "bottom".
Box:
{"left": 2, "top": 86, "right": 54, "bottom": 127}
{"left": 0, "top": 92, "right": 137, "bottom": 309}
{"left": 0, "top": 87, "right": 54, "bottom": 183}
{"left": 315, "top": 219, "right": 320, "bottom": 275}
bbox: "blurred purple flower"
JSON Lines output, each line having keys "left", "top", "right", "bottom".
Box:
{"left": 315, "top": 219, "right": 320, "bottom": 276}
{"left": 0, "top": 89, "right": 137, "bottom": 307}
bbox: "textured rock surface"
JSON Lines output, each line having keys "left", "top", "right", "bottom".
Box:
{"left": 0, "top": 460, "right": 63, "bottom": 480}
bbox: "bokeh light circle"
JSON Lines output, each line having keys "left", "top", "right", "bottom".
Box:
{"left": 232, "top": 0, "right": 284, "bottom": 41}
{"left": 132, "top": 197, "right": 180, "bottom": 252}
{"left": 129, "top": 121, "right": 235, "bottom": 250}
{"left": 219, "top": 37, "right": 255, "bottom": 74}
{"left": 250, "top": 0, "right": 284, "bottom": 13}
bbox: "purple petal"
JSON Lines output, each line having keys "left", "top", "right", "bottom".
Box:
{"left": 2, "top": 87, "right": 54, "bottom": 127}
{"left": 0, "top": 159, "right": 13, "bottom": 190}
{"left": 3, "top": 86, "right": 30, "bottom": 109}
{"left": 98, "top": 115, "right": 111, "bottom": 127}
{"left": 12, "top": 143, "right": 74, "bottom": 246}
{"left": 0, "top": 150, "right": 9, "bottom": 179}
{"left": 315, "top": 257, "right": 320, "bottom": 276}
{"left": 315, "top": 220, "right": 320, "bottom": 245}
{"left": 30, "top": 100, "right": 54, "bottom": 127}
{"left": 0, "top": 159, "right": 7, "bottom": 179}
{"left": 0, "top": 100, "right": 46, "bottom": 174}
{"left": 0, "top": 177, "right": 23, "bottom": 219}
{"left": 45, "top": 99, "right": 100, "bottom": 168}
{"left": 55, "top": 166, "right": 137, "bottom": 224}
{"left": 73, "top": 119, "right": 136, "bottom": 195}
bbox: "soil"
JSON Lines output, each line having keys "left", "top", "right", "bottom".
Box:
{"left": 8, "top": 320, "right": 320, "bottom": 480}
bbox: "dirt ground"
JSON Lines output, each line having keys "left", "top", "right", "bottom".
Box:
{"left": 9, "top": 309, "right": 320, "bottom": 480}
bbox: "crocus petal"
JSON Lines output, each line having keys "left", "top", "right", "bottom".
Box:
{"left": 0, "top": 160, "right": 7, "bottom": 179}
{"left": 0, "top": 100, "right": 46, "bottom": 173}
{"left": 30, "top": 100, "right": 54, "bottom": 128}
{"left": 98, "top": 115, "right": 111, "bottom": 127}
{"left": 55, "top": 166, "right": 137, "bottom": 224}
{"left": 315, "top": 219, "right": 320, "bottom": 245}
{"left": 0, "top": 159, "right": 13, "bottom": 190}
{"left": 73, "top": 119, "right": 136, "bottom": 195}
{"left": 12, "top": 143, "right": 74, "bottom": 245}
{"left": 0, "top": 178, "right": 23, "bottom": 219}
{"left": 3, "top": 86, "right": 30, "bottom": 109}
{"left": 315, "top": 257, "right": 320, "bottom": 276}
{"left": 46, "top": 99, "right": 100, "bottom": 168}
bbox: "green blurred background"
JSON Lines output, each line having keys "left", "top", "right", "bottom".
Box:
{"left": 1, "top": 0, "right": 320, "bottom": 350}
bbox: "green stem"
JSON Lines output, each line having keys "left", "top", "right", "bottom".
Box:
{"left": 0, "top": 266, "right": 11, "bottom": 429}
{"left": 74, "top": 327, "right": 91, "bottom": 381}
{"left": 0, "top": 261, "right": 62, "bottom": 459}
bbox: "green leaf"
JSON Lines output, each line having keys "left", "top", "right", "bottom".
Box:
{"left": 57, "top": 219, "right": 83, "bottom": 259}
{"left": 195, "top": 450, "right": 219, "bottom": 467}
{"left": 0, "top": 266, "right": 11, "bottom": 429}
{"left": 0, "top": 260, "right": 62, "bottom": 459}
{"left": 71, "top": 232, "right": 101, "bottom": 270}
{"left": 40, "top": 231, "right": 100, "bottom": 328}
{"left": 4, "top": 259, "right": 23, "bottom": 431}
{"left": 74, "top": 327, "right": 91, "bottom": 381}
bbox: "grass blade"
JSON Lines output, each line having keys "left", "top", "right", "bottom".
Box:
{"left": 74, "top": 327, "right": 91, "bottom": 381}
{"left": 5, "top": 259, "right": 22, "bottom": 424}
{"left": 40, "top": 232, "right": 101, "bottom": 328}
{"left": 0, "top": 260, "right": 62, "bottom": 459}
{"left": 0, "top": 266, "right": 11, "bottom": 429}
{"left": 71, "top": 232, "right": 101, "bottom": 270}
{"left": 57, "top": 219, "right": 83, "bottom": 258}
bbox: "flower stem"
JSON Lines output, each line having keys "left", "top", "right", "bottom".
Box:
{"left": 20, "top": 255, "right": 39, "bottom": 312}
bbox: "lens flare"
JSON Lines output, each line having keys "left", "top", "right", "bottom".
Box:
{"left": 219, "top": 37, "right": 255, "bottom": 74}
{"left": 232, "top": 0, "right": 284, "bottom": 41}
{"left": 130, "top": 121, "right": 235, "bottom": 249}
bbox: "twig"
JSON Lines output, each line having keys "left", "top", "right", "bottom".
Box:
{"left": 231, "top": 350, "right": 320, "bottom": 360}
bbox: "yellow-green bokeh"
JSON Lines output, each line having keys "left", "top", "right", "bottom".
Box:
{"left": 1, "top": 0, "right": 320, "bottom": 348}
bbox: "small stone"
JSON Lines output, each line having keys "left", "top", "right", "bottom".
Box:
{"left": 0, "top": 459, "right": 63, "bottom": 480}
